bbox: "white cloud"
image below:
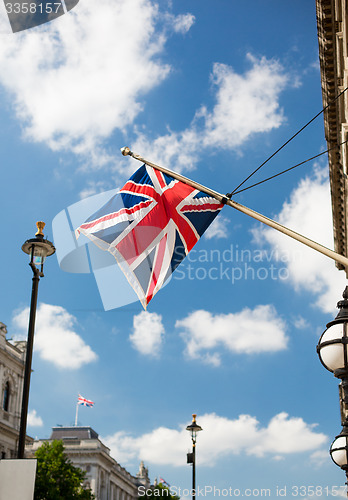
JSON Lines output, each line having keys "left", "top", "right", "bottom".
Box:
{"left": 130, "top": 54, "right": 289, "bottom": 172}
{"left": 103, "top": 412, "right": 327, "bottom": 467}
{"left": 0, "top": 0, "right": 193, "bottom": 162}
{"left": 167, "top": 13, "right": 195, "bottom": 34}
{"left": 176, "top": 306, "right": 288, "bottom": 366}
{"left": 310, "top": 449, "right": 329, "bottom": 468}
{"left": 252, "top": 167, "right": 347, "bottom": 313}
{"left": 27, "top": 409, "right": 43, "bottom": 427}
{"left": 79, "top": 180, "right": 116, "bottom": 200}
{"left": 129, "top": 127, "right": 201, "bottom": 174}
{"left": 12, "top": 303, "right": 97, "bottom": 369}
{"left": 0, "top": 4, "right": 291, "bottom": 178}
{"left": 204, "top": 215, "right": 229, "bottom": 240}
{"left": 293, "top": 316, "right": 310, "bottom": 330}
{"left": 202, "top": 55, "right": 288, "bottom": 148}
{"left": 0, "top": 12, "right": 291, "bottom": 174}
{"left": 129, "top": 311, "right": 165, "bottom": 356}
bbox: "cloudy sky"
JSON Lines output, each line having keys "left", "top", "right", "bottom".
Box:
{"left": 1, "top": 0, "right": 347, "bottom": 498}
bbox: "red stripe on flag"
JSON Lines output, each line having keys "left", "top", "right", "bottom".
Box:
{"left": 146, "top": 234, "right": 168, "bottom": 304}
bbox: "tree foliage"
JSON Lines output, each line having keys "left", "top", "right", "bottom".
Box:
{"left": 34, "top": 440, "right": 94, "bottom": 500}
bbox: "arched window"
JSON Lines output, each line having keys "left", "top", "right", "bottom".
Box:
{"left": 3, "top": 381, "right": 10, "bottom": 412}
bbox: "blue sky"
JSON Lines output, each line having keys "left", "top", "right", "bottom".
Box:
{"left": 1, "top": 0, "right": 348, "bottom": 498}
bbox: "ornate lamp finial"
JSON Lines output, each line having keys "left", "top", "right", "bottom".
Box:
{"left": 35, "top": 221, "right": 45, "bottom": 237}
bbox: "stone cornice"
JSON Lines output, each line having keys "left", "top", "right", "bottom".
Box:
{"left": 316, "top": 0, "right": 348, "bottom": 271}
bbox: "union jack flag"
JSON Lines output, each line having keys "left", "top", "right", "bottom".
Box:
{"left": 77, "top": 394, "right": 94, "bottom": 407}
{"left": 160, "top": 477, "right": 170, "bottom": 487}
{"left": 76, "top": 164, "right": 223, "bottom": 308}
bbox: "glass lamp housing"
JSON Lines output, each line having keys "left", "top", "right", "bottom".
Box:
{"left": 331, "top": 433, "right": 348, "bottom": 468}
{"left": 186, "top": 414, "right": 202, "bottom": 442}
{"left": 318, "top": 323, "right": 347, "bottom": 373}
{"left": 317, "top": 287, "right": 348, "bottom": 376}
{"left": 22, "top": 225, "right": 55, "bottom": 272}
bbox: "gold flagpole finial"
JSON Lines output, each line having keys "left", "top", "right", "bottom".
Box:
{"left": 121, "top": 146, "right": 132, "bottom": 156}
{"left": 35, "top": 221, "right": 45, "bottom": 237}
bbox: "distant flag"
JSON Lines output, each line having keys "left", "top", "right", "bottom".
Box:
{"left": 76, "top": 164, "right": 223, "bottom": 308}
{"left": 160, "top": 478, "right": 170, "bottom": 487}
{"left": 77, "top": 394, "right": 94, "bottom": 407}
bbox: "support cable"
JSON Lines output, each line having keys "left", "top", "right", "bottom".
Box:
{"left": 232, "top": 140, "right": 348, "bottom": 195}
{"left": 228, "top": 86, "right": 348, "bottom": 197}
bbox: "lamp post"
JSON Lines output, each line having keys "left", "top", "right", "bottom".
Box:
{"left": 330, "top": 423, "right": 348, "bottom": 474}
{"left": 186, "top": 414, "right": 202, "bottom": 500}
{"left": 317, "top": 286, "right": 348, "bottom": 489}
{"left": 17, "top": 222, "right": 55, "bottom": 459}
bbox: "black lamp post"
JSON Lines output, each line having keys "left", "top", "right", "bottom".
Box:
{"left": 186, "top": 414, "right": 202, "bottom": 500}
{"left": 17, "top": 222, "right": 55, "bottom": 459}
{"left": 317, "top": 286, "right": 348, "bottom": 489}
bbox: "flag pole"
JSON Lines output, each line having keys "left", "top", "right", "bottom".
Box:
{"left": 75, "top": 401, "right": 79, "bottom": 426}
{"left": 121, "top": 147, "right": 348, "bottom": 269}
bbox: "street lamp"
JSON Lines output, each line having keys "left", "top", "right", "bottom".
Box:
{"left": 330, "top": 424, "right": 348, "bottom": 471}
{"left": 317, "top": 286, "right": 348, "bottom": 377}
{"left": 317, "top": 286, "right": 348, "bottom": 489}
{"left": 186, "top": 414, "right": 202, "bottom": 500}
{"left": 17, "top": 222, "right": 55, "bottom": 459}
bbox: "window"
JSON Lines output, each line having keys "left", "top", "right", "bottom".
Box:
{"left": 3, "top": 382, "right": 10, "bottom": 412}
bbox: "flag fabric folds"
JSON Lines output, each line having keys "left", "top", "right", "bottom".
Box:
{"left": 160, "top": 477, "right": 170, "bottom": 487}
{"left": 77, "top": 394, "right": 94, "bottom": 407}
{"left": 76, "top": 164, "right": 223, "bottom": 308}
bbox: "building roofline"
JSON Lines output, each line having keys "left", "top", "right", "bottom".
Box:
{"left": 316, "top": 0, "right": 348, "bottom": 271}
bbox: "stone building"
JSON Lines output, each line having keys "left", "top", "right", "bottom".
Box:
{"left": 0, "top": 322, "right": 27, "bottom": 458}
{"left": 316, "top": 0, "right": 348, "bottom": 428}
{"left": 26, "top": 425, "right": 151, "bottom": 500}
{"left": 316, "top": 0, "right": 348, "bottom": 272}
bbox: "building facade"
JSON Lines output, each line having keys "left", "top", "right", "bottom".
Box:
{"left": 26, "top": 426, "right": 151, "bottom": 500}
{"left": 0, "top": 322, "right": 27, "bottom": 458}
{"left": 316, "top": 0, "right": 348, "bottom": 272}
